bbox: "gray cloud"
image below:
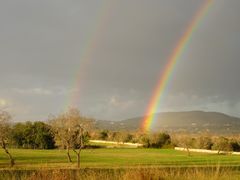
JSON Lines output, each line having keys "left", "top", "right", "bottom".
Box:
{"left": 0, "top": 0, "right": 240, "bottom": 121}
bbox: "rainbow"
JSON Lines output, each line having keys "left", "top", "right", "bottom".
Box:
{"left": 142, "top": 0, "right": 213, "bottom": 132}
{"left": 67, "top": 1, "right": 116, "bottom": 109}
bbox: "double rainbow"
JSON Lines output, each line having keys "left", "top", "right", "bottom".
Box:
{"left": 142, "top": 0, "right": 213, "bottom": 132}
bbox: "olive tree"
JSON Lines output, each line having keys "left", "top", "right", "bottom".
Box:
{"left": 0, "top": 110, "right": 15, "bottom": 167}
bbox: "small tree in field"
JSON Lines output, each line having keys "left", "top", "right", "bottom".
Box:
{"left": 49, "top": 108, "right": 93, "bottom": 167}
{"left": 212, "top": 137, "right": 232, "bottom": 154}
{"left": 0, "top": 110, "right": 15, "bottom": 167}
{"left": 139, "top": 134, "right": 151, "bottom": 148}
{"left": 175, "top": 134, "right": 196, "bottom": 156}
{"left": 49, "top": 114, "right": 73, "bottom": 162}
{"left": 72, "top": 125, "right": 90, "bottom": 168}
{"left": 196, "top": 136, "right": 213, "bottom": 150}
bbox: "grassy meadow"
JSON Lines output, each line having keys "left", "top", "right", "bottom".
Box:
{"left": 1, "top": 148, "right": 240, "bottom": 169}
{"left": 0, "top": 148, "right": 240, "bottom": 179}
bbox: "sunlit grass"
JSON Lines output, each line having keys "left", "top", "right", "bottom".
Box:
{"left": 0, "top": 148, "right": 240, "bottom": 169}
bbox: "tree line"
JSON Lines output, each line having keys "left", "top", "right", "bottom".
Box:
{"left": 1, "top": 108, "right": 240, "bottom": 168}
{"left": 0, "top": 108, "right": 93, "bottom": 168}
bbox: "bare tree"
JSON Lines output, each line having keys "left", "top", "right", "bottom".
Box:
{"left": 212, "top": 136, "right": 232, "bottom": 154}
{"left": 49, "top": 113, "right": 74, "bottom": 162}
{"left": 0, "top": 110, "right": 15, "bottom": 167}
{"left": 72, "top": 125, "right": 90, "bottom": 168}
{"left": 49, "top": 108, "right": 93, "bottom": 167}
{"left": 173, "top": 133, "right": 196, "bottom": 156}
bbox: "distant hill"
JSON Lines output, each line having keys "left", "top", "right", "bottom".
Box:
{"left": 95, "top": 111, "right": 240, "bottom": 134}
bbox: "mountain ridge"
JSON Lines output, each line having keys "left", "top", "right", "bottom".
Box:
{"left": 96, "top": 111, "right": 240, "bottom": 134}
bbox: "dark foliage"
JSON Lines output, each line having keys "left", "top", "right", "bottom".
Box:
{"left": 11, "top": 121, "right": 55, "bottom": 149}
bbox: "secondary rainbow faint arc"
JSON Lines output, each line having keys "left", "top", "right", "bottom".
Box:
{"left": 67, "top": 1, "right": 116, "bottom": 109}
{"left": 142, "top": 0, "right": 213, "bottom": 132}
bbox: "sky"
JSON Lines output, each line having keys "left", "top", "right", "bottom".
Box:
{"left": 0, "top": 0, "right": 240, "bottom": 121}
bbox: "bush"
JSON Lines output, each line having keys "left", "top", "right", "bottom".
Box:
{"left": 151, "top": 133, "right": 171, "bottom": 148}
{"left": 229, "top": 140, "right": 240, "bottom": 152}
{"left": 98, "top": 130, "right": 109, "bottom": 140}
{"left": 138, "top": 132, "right": 171, "bottom": 148}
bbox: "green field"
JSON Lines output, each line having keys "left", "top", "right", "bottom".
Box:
{"left": 1, "top": 148, "right": 240, "bottom": 179}
{"left": 1, "top": 148, "right": 240, "bottom": 169}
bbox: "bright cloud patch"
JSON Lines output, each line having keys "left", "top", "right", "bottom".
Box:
{"left": 0, "top": 99, "right": 7, "bottom": 107}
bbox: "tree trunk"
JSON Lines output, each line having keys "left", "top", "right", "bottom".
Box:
{"left": 186, "top": 146, "right": 190, "bottom": 156}
{"left": 66, "top": 146, "right": 72, "bottom": 162}
{"left": 73, "top": 149, "right": 81, "bottom": 168}
{"left": 1, "top": 140, "right": 15, "bottom": 167}
{"left": 77, "top": 152, "right": 80, "bottom": 168}
{"left": 4, "top": 148, "right": 15, "bottom": 167}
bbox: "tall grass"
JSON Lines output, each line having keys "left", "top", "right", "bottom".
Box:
{"left": 1, "top": 167, "right": 239, "bottom": 180}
